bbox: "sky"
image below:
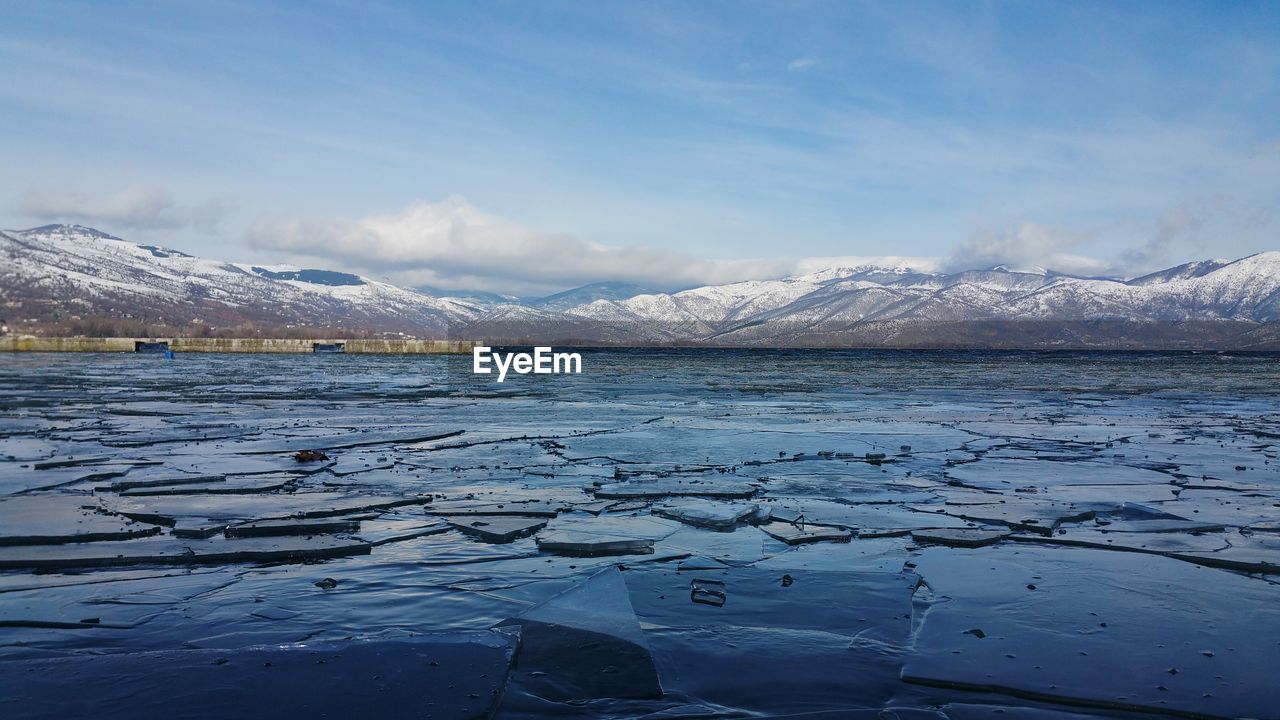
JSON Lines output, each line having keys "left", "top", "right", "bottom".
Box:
{"left": 2, "top": 0, "right": 1278, "bottom": 295}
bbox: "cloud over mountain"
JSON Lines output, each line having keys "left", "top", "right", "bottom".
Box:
{"left": 247, "top": 196, "right": 935, "bottom": 294}
{"left": 15, "top": 187, "right": 226, "bottom": 233}
{"left": 945, "top": 223, "right": 1108, "bottom": 276}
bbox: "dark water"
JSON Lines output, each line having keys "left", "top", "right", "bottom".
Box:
{"left": 1, "top": 350, "right": 1278, "bottom": 719}
{"left": 5, "top": 349, "right": 1280, "bottom": 403}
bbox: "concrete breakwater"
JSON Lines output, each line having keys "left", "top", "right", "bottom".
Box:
{"left": 0, "top": 337, "right": 478, "bottom": 354}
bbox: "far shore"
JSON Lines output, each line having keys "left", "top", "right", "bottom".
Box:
{"left": 5, "top": 335, "right": 1280, "bottom": 354}
{"left": 0, "top": 337, "right": 478, "bottom": 354}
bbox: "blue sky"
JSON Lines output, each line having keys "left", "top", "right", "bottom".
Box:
{"left": 2, "top": 0, "right": 1278, "bottom": 293}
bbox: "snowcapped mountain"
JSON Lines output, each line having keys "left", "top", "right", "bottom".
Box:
{"left": 0, "top": 224, "right": 483, "bottom": 335}
{"left": 567, "top": 255, "right": 1280, "bottom": 345}
{"left": 528, "top": 282, "right": 657, "bottom": 311}
{"left": 2, "top": 224, "right": 1279, "bottom": 347}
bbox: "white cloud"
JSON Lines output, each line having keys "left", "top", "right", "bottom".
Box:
{"left": 247, "top": 196, "right": 942, "bottom": 294}
{"left": 1118, "top": 204, "right": 1208, "bottom": 271}
{"left": 15, "top": 187, "right": 226, "bottom": 232}
{"left": 263, "top": 197, "right": 1261, "bottom": 293}
{"left": 945, "top": 223, "right": 1110, "bottom": 276}
{"left": 248, "top": 195, "right": 1268, "bottom": 293}
{"left": 793, "top": 255, "right": 941, "bottom": 274}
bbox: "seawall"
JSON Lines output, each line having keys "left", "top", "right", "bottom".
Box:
{"left": 0, "top": 337, "right": 478, "bottom": 354}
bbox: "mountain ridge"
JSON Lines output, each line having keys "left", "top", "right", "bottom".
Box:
{"left": 3, "top": 224, "right": 1279, "bottom": 348}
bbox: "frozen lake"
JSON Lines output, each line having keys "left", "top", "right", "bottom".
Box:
{"left": 1, "top": 349, "right": 1278, "bottom": 719}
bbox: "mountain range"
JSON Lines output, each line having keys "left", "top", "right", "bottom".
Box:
{"left": 3, "top": 224, "right": 1279, "bottom": 349}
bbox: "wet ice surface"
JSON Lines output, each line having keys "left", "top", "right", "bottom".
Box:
{"left": 1, "top": 349, "right": 1278, "bottom": 719}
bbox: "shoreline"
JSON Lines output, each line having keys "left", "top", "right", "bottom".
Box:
{"left": 0, "top": 337, "right": 479, "bottom": 354}
{"left": 4, "top": 336, "right": 1280, "bottom": 354}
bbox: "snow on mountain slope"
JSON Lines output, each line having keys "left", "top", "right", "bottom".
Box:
{"left": 529, "top": 281, "right": 657, "bottom": 311}
{"left": 573, "top": 252, "right": 1280, "bottom": 334}
{"left": 746, "top": 280, "right": 916, "bottom": 324}
{"left": 929, "top": 268, "right": 1060, "bottom": 293}
{"left": 3, "top": 224, "right": 1278, "bottom": 342}
{"left": 1127, "top": 259, "right": 1231, "bottom": 286}
{"left": 1141, "top": 252, "right": 1280, "bottom": 321}
{"left": 1, "top": 224, "right": 481, "bottom": 333}
{"left": 569, "top": 294, "right": 715, "bottom": 336}
{"left": 989, "top": 252, "right": 1280, "bottom": 322}
{"left": 570, "top": 266, "right": 905, "bottom": 328}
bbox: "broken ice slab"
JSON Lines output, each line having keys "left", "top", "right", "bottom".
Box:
{"left": 30, "top": 455, "right": 114, "bottom": 470}
{"left": 0, "top": 496, "right": 162, "bottom": 545}
{"left": 943, "top": 459, "right": 1177, "bottom": 489}
{"left": 1009, "top": 529, "right": 1233, "bottom": 562}
{"left": 0, "top": 534, "right": 371, "bottom": 570}
{"left": 100, "top": 425, "right": 262, "bottom": 447}
{"left": 1094, "top": 501, "right": 1187, "bottom": 521}
{"left": 447, "top": 515, "right": 548, "bottom": 543}
{"left": 907, "top": 500, "right": 1093, "bottom": 536}
{"left": 0, "top": 631, "right": 516, "bottom": 720}
{"left": 107, "top": 493, "right": 431, "bottom": 526}
{"left": 903, "top": 546, "right": 1280, "bottom": 719}
{"left": 690, "top": 577, "right": 726, "bottom": 607}
{"left": 652, "top": 500, "right": 760, "bottom": 530}
{"left": 118, "top": 474, "right": 295, "bottom": 496}
{"left": 759, "top": 521, "right": 851, "bottom": 545}
{"left": 1143, "top": 487, "right": 1280, "bottom": 527}
{"left": 605, "top": 499, "right": 652, "bottom": 513}
{"left": 592, "top": 479, "right": 759, "bottom": 500}
{"left": 164, "top": 454, "right": 331, "bottom": 477}
{"left": 910, "top": 529, "right": 1009, "bottom": 548}
{"left": 656, "top": 525, "right": 770, "bottom": 566}
{"left": 533, "top": 515, "right": 681, "bottom": 560}
{"left": 755, "top": 466, "right": 932, "bottom": 499}
{"left": 495, "top": 566, "right": 662, "bottom": 700}
{"left": 764, "top": 505, "right": 809, "bottom": 524}
{"left": 1021, "top": 483, "right": 1180, "bottom": 505}
{"left": 570, "top": 499, "right": 620, "bottom": 515}
{"left": 954, "top": 420, "right": 1134, "bottom": 445}
{"left": 0, "top": 435, "right": 69, "bottom": 462}
{"left": 1163, "top": 532, "right": 1280, "bottom": 574}
{"left": 0, "top": 463, "right": 133, "bottom": 494}
{"left": 762, "top": 499, "right": 973, "bottom": 535}
{"left": 172, "top": 520, "right": 230, "bottom": 539}
{"left": 542, "top": 512, "right": 684, "bottom": 539}
{"left": 95, "top": 474, "right": 224, "bottom": 492}
{"left": 379, "top": 533, "right": 539, "bottom": 568}
{"left": 0, "top": 567, "right": 236, "bottom": 630}
{"left": 220, "top": 428, "right": 465, "bottom": 455}
{"left": 1085, "top": 519, "right": 1227, "bottom": 533}
{"left": 536, "top": 530, "right": 654, "bottom": 556}
{"left": 677, "top": 556, "right": 731, "bottom": 572}
{"left": 429, "top": 499, "right": 567, "bottom": 517}
{"left": 353, "top": 517, "right": 451, "bottom": 546}
{"left": 224, "top": 518, "right": 361, "bottom": 538}
{"left": 628, "top": 566, "right": 920, "bottom": 645}
{"left": 857, "top": 528, "right": 916, "bottom": 539}
{"left": 322, "top": 452, "right": 396, "bottom": 477}
{"left": 1135, "top": 438, "right": 1280, "bottom": 487}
